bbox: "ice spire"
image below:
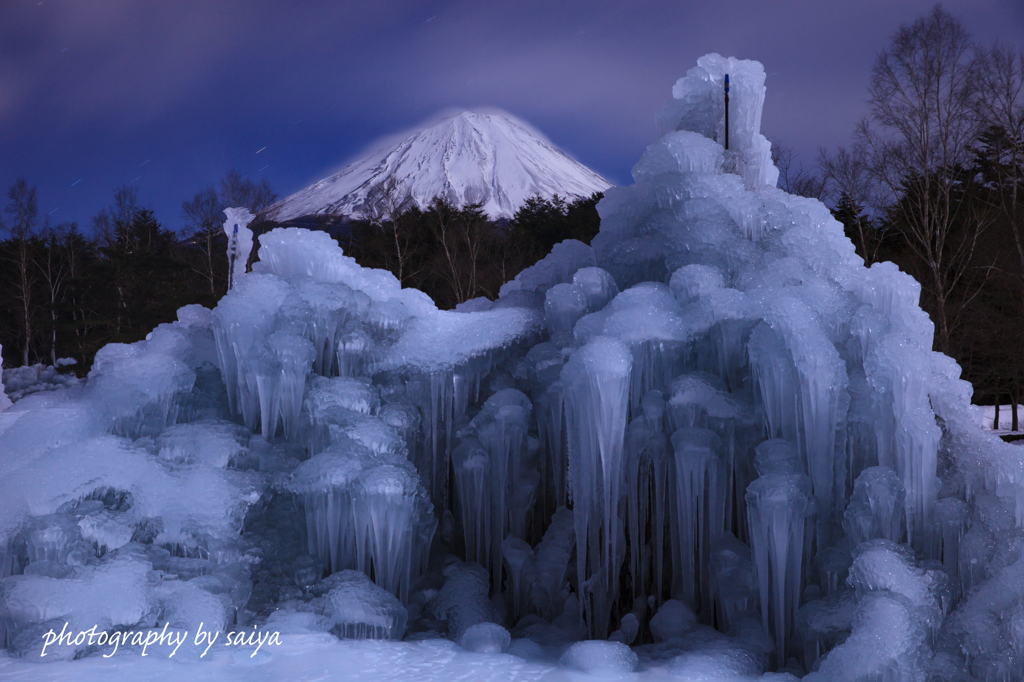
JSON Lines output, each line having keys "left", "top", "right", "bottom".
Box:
{"left": 223, "top": 207, "right": 255, "bottom": 290}
{"left": 746, "top": 465, "right": 813, "bottom": 666}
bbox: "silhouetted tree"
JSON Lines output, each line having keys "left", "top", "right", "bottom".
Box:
{"left": 856, "top": 5, "right": 986, "bottom": 355}
{"left": 1, "top": 178, "right": 42, "bottom": 365}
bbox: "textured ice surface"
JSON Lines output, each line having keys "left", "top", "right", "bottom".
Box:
{"left": 649, "top": 599, "right": 698, "bottom": 642}
{"left": 428, "top": 562, "right": 497, "bottom": 641}
{"left": 458, "top": 621, "right": 511, "bottom": 653}
{"left": 322, "top": 570, "right": 408, "bottom": 641}
{"left": 2, "top": 52, "right": 1020, "bottom": 681}
{"left": 500, "top": 240, "right": 596, "bottom": 299}
{"left": 1, "top": 361, "right": 81, "bottom": 404}
{"left": 286, "top": 441, "right": 434, "bottom": 603}
{"left": 560, "top": 640, "right": 639, "bottom": 674}
{"left": 0, "top": 435, "right": 262, "bottom": 551}
{"left": 668, "top": 639, "right": 763, "bottom": 681}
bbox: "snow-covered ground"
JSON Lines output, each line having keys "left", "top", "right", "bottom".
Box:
{"left": 0, "top": 628, "right": 802, "bottom": 681}
{"left": 971, "top": 404, "right": 1024, "bottom": 436}
{"left": 0, "top": 636, "right": 570, "bottom": 682}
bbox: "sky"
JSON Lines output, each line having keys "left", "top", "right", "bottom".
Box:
{"left": 2, "top": 0, "right": 1023, "bottom": 234}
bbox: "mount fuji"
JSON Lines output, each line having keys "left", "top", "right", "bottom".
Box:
{"left": 272, "top": 109, "right": 612, "bottom": 222}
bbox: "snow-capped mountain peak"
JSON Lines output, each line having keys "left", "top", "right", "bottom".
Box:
{"left": 272, "top": 109, "right": 612, "bottom": 221}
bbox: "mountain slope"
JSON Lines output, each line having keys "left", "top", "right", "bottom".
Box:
{"left": 272, "top": 109, "right": 612, "bottom": 221}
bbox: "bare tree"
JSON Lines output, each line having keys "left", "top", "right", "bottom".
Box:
{"left": 429, "top": 198, "right": 489, "bottom": 305}
{"left": 366, "top": 176, "right": 418, "bottom": 286}
{"left": 976, "top": 42, "right": 1024, "bottom": 427}
{"left": 220, "top": 170, "right": 276, "bottom": 217}
{"left": 856, "top": 5, "right": 987, "bottom": 354}
{"left": 430, "top": 198, "right": 466, "bottom": 304}
{"left": 771, "top": 142, "right": 825, "bottom": 200}
{"left": 34, "top": 223, "right": 77, "bottom": 365}
{"left": 181, "top": 171, "right": 277, "bottom": 288}
{"left": 216, "top": 170, "right": 276, "bottom": 271}
{"left": 819, "top": 146, "right": 889, "bottom": 265}
{"left": 92, "top": 185, "right": 139, "bottom": 250}
{"left": 182, "top": 185, "right": 222, "bottom": 294}
{"left": 1, "top": 179, "right": 41, "bottom": 365}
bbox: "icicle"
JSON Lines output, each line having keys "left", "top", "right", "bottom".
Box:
{"left": 287, "top": 442, "right": 435, "bottom": 603}
{"left": 750, "top": 299, "right": 848, "bottom": 553}
{"left": 452, "top": 436, "right": 494, "bottom": 574}
{"left": 600, "top": 283, "right": 688, "bottom": 415}
{"left": 934, "top": 496, "right": 969, "bottom": 580}
{"left": 845, "top": 370, "right": 878, "bottom": 494}
{"left": 509, "top": 469, "right": 541, "bottom": 541}
{"left": 562, "top": 336, "right": 632, "bottom": 638}
{"left": 622, "top": 398, "right": 673, "bottom": 611}
{"left": 624, "top": 416, "right": 653, "bottom": 604}
{"left": 842, "top": 466, "right": 906, "bottom": 549}
{"left": 670, "top": 426, "right": 726, "bottom": 617}
{"left": 531, "top": 507, "right": 575, "bottom": 620}
{"left": 534, "top": 383, "right": 567, "bottom": 523}
{"left": 864, "top": 334, "right": 940, "bottom": 558}
{"left": 400, "top": 341, "right": 520, "bottom": 509}
{"left": 747, "top": 323, "right": 801, "bottom": 445}
{"left": 268, "top": 332, "right": 315, "bottom": 441}
{"left": 337, "top": 326, "right": 377, "bottom": 378}
{"left": 745, "top": 470, "right": 813, "bottom": 666}
{"left": 502, "top": 536, "right": 535, "bottom": 623}
{"left": 297, "top": 280, "right": 359, "bottom": 377}
{"left": 668, "top": 373, "right": 746, "bottom": 541}
{"left": 24, "top": 514, "right": 82, "bottom": 565}
{"left": 710, "top": 532, "right": 760, "bottom": 634}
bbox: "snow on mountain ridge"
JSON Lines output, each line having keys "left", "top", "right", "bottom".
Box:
{"left": 272, "top": 109, "right": 612, "bottom": 221}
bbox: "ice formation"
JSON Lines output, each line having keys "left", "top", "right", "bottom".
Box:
{"left": 223, "top": 207, "right": 254, "bottom": 291}
{"left": 319, "top": 570, "right": 408, "bottom": 640}
{"left": 3, "top": 52, "right": 1024, "bottom": 681}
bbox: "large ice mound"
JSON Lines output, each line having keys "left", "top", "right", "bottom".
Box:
{"left": 1, "top": 52, "right": 1021, "bottom": 681}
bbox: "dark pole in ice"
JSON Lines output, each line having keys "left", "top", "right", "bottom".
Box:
{"left": 724, "top": 74, "right": 730, "bottom": 151}
{"left": 229, "top": 224, "right": 238, "bottom": 289}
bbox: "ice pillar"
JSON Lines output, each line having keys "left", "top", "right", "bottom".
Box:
{"left": 562, "top": 336, "right": 632, "bottom": 638}
{"left": 223, "top": 207, "right": 255, "bottom": 290}
{"left": 746, "top": 470, "right": 813, "bottom": 666}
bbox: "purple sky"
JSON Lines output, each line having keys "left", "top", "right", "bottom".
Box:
{"left": 2, "top": 0, "right": 1022, "bottom": 233}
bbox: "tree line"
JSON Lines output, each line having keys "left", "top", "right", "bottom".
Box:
{"left": 0, "top": 172, "right": 276, "bottom": 372}
{"left": 335, "top": 180, "right": 601, "bottom": 310}
{"left": 0, "top": 167, "right": 600, "bottom": 373}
